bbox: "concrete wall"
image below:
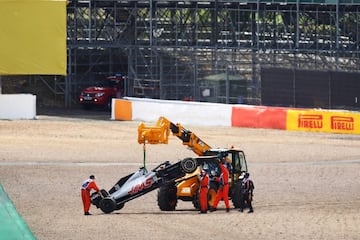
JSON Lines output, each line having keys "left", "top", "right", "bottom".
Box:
{"left": 112, "top": 97, "right": 232, "bottom": 126}
{"left": 112, "top": 97, "right": 360, "bottom": 135}
{"left": 0, "top": 94, "right": 36, "bottom": 120}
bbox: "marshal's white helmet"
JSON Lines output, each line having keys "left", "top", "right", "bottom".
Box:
{"left": 239, "top": 172, "right": 245, "bottom": 180}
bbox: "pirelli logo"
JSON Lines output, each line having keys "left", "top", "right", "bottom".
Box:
{"left": 331, "top": 116, "right": 354, "bottom": 131}
{"left": 290, "top": 111, "right": 359, "bottom": 133}
{"left": 298, "top": 114, "right": 323, "bottom": 129}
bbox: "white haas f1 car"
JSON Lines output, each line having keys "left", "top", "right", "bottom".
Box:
{"left": 91, "top": 156, "right": 218, "bottom": 214}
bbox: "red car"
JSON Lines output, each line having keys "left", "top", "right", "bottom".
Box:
{"left": 79, "top": 74, "right": 125, "bottom": 110}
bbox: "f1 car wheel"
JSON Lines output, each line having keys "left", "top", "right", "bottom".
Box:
{"left": 115, "top": 203, "right": 125, "bottom": 210}
{"left": 99, "top": 197, "right": 116, "bottom": 214}
{"left": 157, "top": 183, "right": 177, "bottom": 211}
{"left": 231, "top": 182, "right": 242, "bottom": 208}
{"left": 100, "top": 189, "right": 109, "bottom": 198}
{"left": 207, "top": 182, "right": 218, "bottom": 209}
{"left": 90, "top": 189, "right": 109, "bottom": 208}
{"left": 180, "top": 158, "right": 197, "bottom": 173}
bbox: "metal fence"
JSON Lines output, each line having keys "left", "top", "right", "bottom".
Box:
{"left": 261, "top": 68, "right": 360, "bottom": 110}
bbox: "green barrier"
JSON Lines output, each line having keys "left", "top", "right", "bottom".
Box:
{"left": 0, "top": 184, "right": 36, "bottom": 240}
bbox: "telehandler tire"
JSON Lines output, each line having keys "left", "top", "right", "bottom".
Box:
{"left": 207, "top": 182, "right": 218, "bottom": 208}
{"left": 193, "top": 182, "right": 218, "bottom": 210}
{"left": 158, "top": 183, "right": 177, "bottom": 211}
{"left": 231, "top": 182, "right": 242, "bottom": 208}
{"left": 192, "top": 192, "right": 200, "bottom": 210}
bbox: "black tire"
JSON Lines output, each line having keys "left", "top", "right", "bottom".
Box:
{"left": 157, "top": 183, "right": 178, "bottom": 211}
{"left": 90, "top": 189, "right": 109, "bottom": 208}
{"left": 99, "top": 197, "right": 116, "bottom": 214}
{"left": 194, "top": 182, "right": 219, "bottom": 210}
{"left": 231, "top": 182, "right": 242, "bottom": 208}
{"left": 192, "top": 191, "right": 200, "bottom": 210}
{"left": 115, "top": 203, "right": 125, "bottom": 210}
{"left": 180, "top": 158, "right": 197, "bottom": 173}
{"left": 100, "top": 189, "right": 109, "bottom": 198}
{"left": 207, "top": 182, "right": 218, "bottom": 209}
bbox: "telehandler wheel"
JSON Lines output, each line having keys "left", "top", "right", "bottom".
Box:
{"left": 157, "top": 183, "right": 178, "bottom": 211}
{"left": 192, "top": 192, "right": 200, "bottom": 210}
{"left": 207, "top": 182, "right": 218, "bottom": 209}
{"left": 180, "top": 158, "right": 197, "bottom": 173}
{"left": 99, "top": 197, "right": 116, "bottom": 214}
{"left": 231, "top": 182, "right": 242, "bottom": 208}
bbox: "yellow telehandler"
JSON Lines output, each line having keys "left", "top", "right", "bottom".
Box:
{"left": 138, "top": 116, "right": 248, "bottom": 210}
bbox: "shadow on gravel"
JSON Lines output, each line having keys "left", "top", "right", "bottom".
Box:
{"left": 95, "top": 209, "right": 201, "bottom": 216}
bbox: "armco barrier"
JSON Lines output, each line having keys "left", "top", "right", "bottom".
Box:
{"left": 112, "top": 97, "right": 360, "bottom": 135}
{"left": 0, "top": 94, "right": 36, "bottom": 120}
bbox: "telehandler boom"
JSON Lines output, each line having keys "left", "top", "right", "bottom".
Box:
{"left": 138, "top": 116, "right": 211, "bottom": 156}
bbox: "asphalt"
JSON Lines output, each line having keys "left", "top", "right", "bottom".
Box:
{"left": 37, "top": 106, "right": 111, "bottom": 121}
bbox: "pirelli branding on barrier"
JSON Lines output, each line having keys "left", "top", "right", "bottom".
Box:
{"left": 298, "top": 114, "right": 323, "bottom": 129}
{"left": 287, "top": 110, "right": 360, "bottom": 134}
{"left": 331, "top": 116, "right": 355, "bottom": 131}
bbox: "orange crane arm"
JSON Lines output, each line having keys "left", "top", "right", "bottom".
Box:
{"left": 138, "top": 116, "right": 212, "bottom": 156}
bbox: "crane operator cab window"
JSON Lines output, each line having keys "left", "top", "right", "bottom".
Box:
{"left": 232, "top": 150, "right": 248, "bottom": 174}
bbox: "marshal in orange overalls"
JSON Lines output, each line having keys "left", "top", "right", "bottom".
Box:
{"left": 81, "top": 175, "right": 100, "bottom": 215}
{"left": 199, "top": 170, "right": 209, "bottom": 213}
{"left": 212, "top": 163, "right": 230, "bottom": 212}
